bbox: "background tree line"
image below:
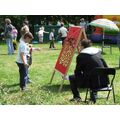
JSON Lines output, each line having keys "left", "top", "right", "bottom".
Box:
{"left": 0, "top": 15, "right": 94, "bottom": 39}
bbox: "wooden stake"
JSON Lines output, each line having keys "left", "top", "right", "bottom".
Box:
{"left": 58, "top": 76, "right": 65, "bottom": 92}
{"left": 49, "top": 70, "right": 55, "bottom": 84}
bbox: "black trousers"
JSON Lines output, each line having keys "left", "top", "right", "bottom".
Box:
{"left": 16, "top": 63, "right": 28, "bottom": 89}
{"left": 69, "top": 74, "right": 98, "bottom": 101}
{"left": 69, "top": 74, "right": 85, "bottom": 98}
{"left": 61, "top": 37, "right": 66, "bottom": 46}
{"left": 49, "top": 40, "right": 55, "bottom": 48}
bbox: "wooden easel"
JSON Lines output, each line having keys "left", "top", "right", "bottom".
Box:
{"left": 49, "top": 27, "right": 87, "bottom": 92}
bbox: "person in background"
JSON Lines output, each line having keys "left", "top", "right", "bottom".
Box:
{"left": 80, "top": 18, "right": 87, "bottom": 30}
{"left": 58, "top": 22, "right": 68, "bottom": 46}
{"left": 16, "top": 32, "right": 34, "bottom": 91}
{"left": 49, "top": 29, "right": 55, "bottom": 49}
{"left": 37, "top": 26, "right": 49, "bottom": 44}
{"left": 25, "top": 43, "right": 33, "bottom": 84}
{"left": 57, "top": 20, "right": 61, "bottom": 26}
{"left": 26, "top": 43, "right": 41, "bottom": 84}
{"left": 12, "top": 27, "right": 18, "bottom": 50}
{"left": 63, "top": 39, "right": 109, "bottom": 103}
{"left": 4, "top": 18, "right": 14, "bottom": 55}
{"left": 20, "top": 21, "right": 29, "bottom": 37}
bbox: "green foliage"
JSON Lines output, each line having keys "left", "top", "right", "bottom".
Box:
{"left": 0, "top": 43, "right": 120, "bottom": 105}
{"left": 0, "top": 15, "right": 26, "bottom": 29}
{"left": 0, "top": 15, "right": 27, "bottom": 39}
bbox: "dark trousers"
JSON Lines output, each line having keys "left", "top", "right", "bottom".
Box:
{"left": 61, "top": 37, "right": 66, "bottom": 46}
{"left": 49, "top": 40, "right": 55, "bottom": 48}
{"left": 69, "top": 75, "right": 97, "bottom": 101}
{"left": 16, "top": 62, "right": 28, "bottom": 89}
{"left": 26, "top": 65, "right": 30, "bottom": 82}
{"left": 69, "top": 75, "right": 85, "bottom": 98}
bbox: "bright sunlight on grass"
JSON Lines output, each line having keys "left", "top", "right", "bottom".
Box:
{"left": 0, "top": 42, "right": 120, "bottom": 105}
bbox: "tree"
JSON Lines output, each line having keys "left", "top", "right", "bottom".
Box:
{"left": 0, "top": 15, "right": 27, "bottom": 39}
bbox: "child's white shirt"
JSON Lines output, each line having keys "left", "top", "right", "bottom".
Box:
{"left": 16, "top": 39, "right": 28, "bottom": 64}
{"left": 49, "top": 32, "right": 54, "bottom": 40}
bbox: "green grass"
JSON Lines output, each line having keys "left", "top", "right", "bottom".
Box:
{"left": 0, "top": 42, "right": 120, "bottom": 105}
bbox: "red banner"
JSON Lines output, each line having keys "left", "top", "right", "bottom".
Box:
{"left": 55, "top": 26, "right": 86, "bottom": 76}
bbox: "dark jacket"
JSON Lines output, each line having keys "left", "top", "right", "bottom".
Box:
{"left": 74, "top": 47, "right": 109, "bottom": 88}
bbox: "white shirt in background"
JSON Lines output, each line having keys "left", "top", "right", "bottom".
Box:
{"left": 58, "top": 26, "right": 68, "bottom": 38}
{"left": 49, "top": 32, "right": 54, "bottom": 40}
{"left": 38, "top": 29, "right": 44, "bottom": 37}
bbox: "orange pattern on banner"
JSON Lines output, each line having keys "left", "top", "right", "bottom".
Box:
{"left": 59, "top": 42, "right": 73, "bottom": 67}
{"left": 55, "top": 27, "right": 86, "bottom": 76}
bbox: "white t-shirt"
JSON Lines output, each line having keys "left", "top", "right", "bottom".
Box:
{"left": 58, "top": 26, "right": 68, "bottom": 38}
{"left": 38, "top": 30, "right": 44, "bottom": 37}
{"left": 16, "top": 39, "right": 29, "bottom": 64}
{"left": 49, "top": 32, "right": 54, "bottom": 40}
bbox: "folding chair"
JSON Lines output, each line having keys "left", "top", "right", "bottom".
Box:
{"left": 85, "top": 67, "right": 116, "bottom": 103}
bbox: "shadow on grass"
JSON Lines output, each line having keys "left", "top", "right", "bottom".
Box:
{"left": 3, "top": 83, "right": 19, "bottom": 88}
{"left": 0, "top": 53, "right": 17, "bottom": 55}
{"left": 41, "top": 84, "right": 87, "bottom": 93}
{"left": 41, "top": 84, "right": 70, "bottom": 93}
{"left": 0, "top": 83, "right": 19, "bottom": 94}
{"left": 0, "top": 53, "right": 8, "bottom": 55}
{"left": 43, "top": 48, "right": 61, "bottom": 51}
{"left": 7, "top": 89, "right": 19, "bottom": 94}
{"left": 101, "top": 52, "right": 107, "bottom": 55}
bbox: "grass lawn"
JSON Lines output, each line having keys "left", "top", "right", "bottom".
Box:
{"left": 0, "top": 42, "right": 120, "bottom": 105}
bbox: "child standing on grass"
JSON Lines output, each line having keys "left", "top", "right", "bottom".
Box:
{"left": 25, "top": 43, "right": 33, "bottom": 84}
{"left": 16, "top": 32, "right": 34, "bottom": 91}
{"left": 26, "top": 43, "right": 41, "bottom": 84}
{"left": 12, "top": 27, "right": 18, "bottom": 50}
{"left": 49, "top": 29, "right": 55, "bottom": 49}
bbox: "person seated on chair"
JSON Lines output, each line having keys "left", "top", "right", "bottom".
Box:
{"left": 64, "top": 39, "right": 109, "bottom": 102}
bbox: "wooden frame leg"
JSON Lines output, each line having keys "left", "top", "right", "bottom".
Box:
{"left": 58, "top": 77, "right": 65, "bottom": 92}
{"left": 49, "top": 70, "right": 55, "bottom": 84}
